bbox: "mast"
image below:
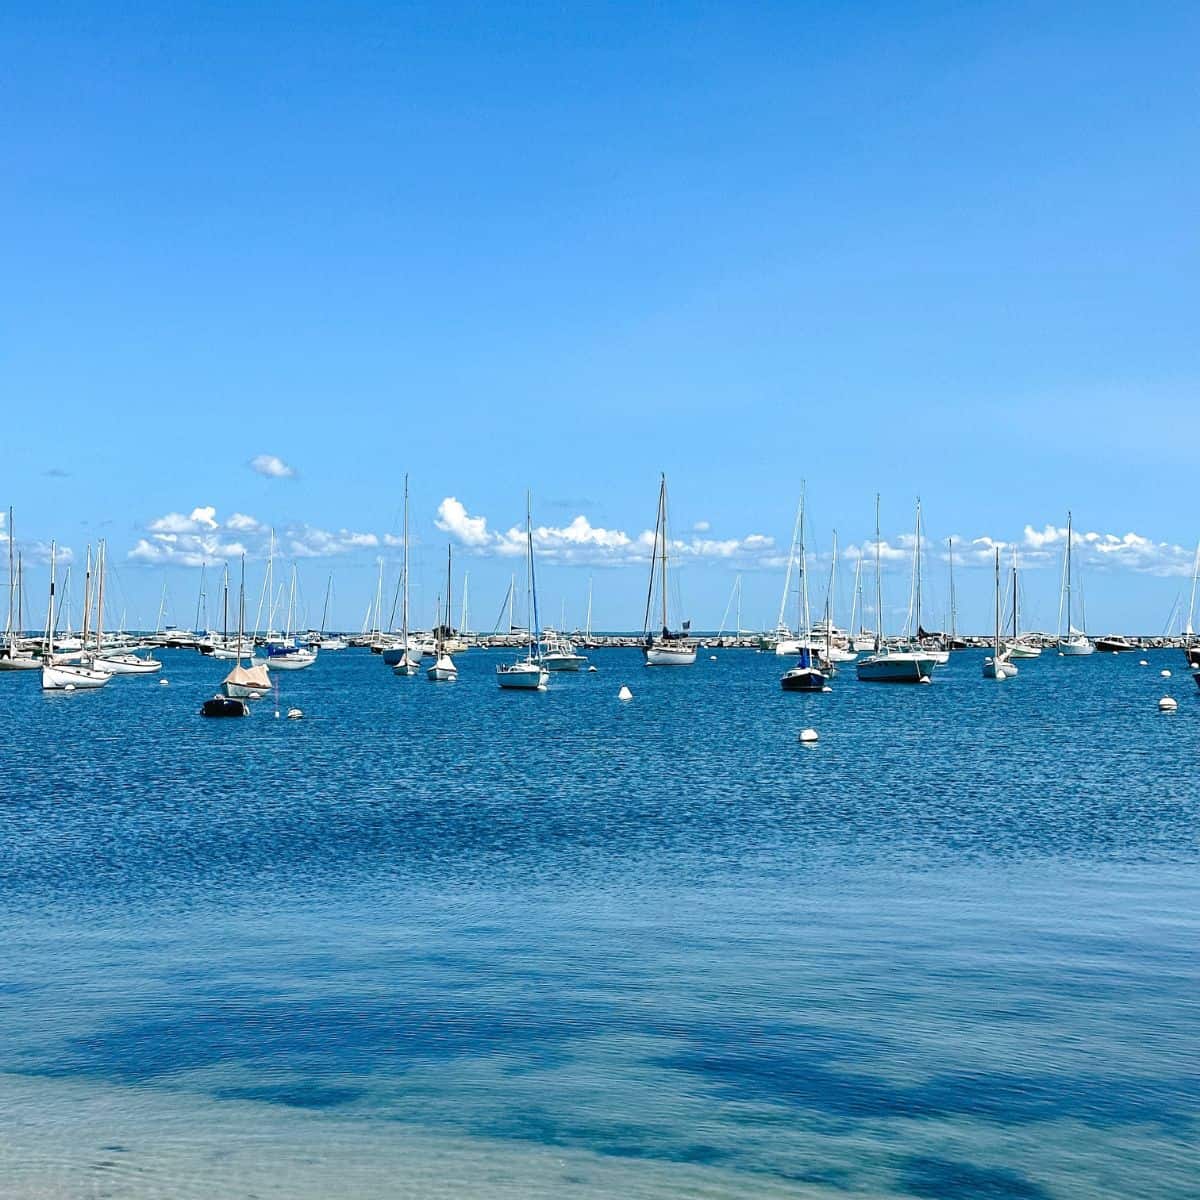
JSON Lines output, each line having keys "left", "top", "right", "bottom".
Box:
{"left": 194, "top": 562, "right": 208, "bottom": 635}
{"left": 1185, "top": 541, "right": 1200, "bottom": 641}
{"left": 874, "top": 494, "right": 884, "bottom": 650}
{"left": 237, "top": 555, "right": 246, "bottom": 666}
{"left": 44, "top": 542, "right": 56, "bottom": 661}
{"left": 320, "top": 574, "right": 331, "bottom": 639}
{"left": 17, "top": 552, "right": 25, "bottom": 643}
{"left": 80, "top": 545, "right": 92, "bottom": 651}
{"left": 948, "top": 537, "right": 957, "bottom": 645}
{"left": 585, "top": 576, "right": 593, "bottom": 639}
{"left": 642, "top": 480, "right": 664, "bottom": 638}
{"left": 1012, "top": 549, "right": 1019, "bottom": 641}
{"left": 223, "top": 564, "right": 230, "bottom": 645}
{"left": 95, "top": 541, "right": 106, "bottom": 655}
{"left": 777, "top": 496, "right": 803, "bottom": 633}
{"left": 913, "top": 498, "right": 923, "bottom": 640}
{"left": 993, "top": 547, "right": 1001, "bottom": 657}
{"left": 5, "top": 507, "right": 13, "bottom": 648}
{"left": 401, "top": 474, "right": 410, "bottom": 648}
{"left": 461, "top": 572, "right": 470, "bottom": 636}
{"left": 1065, "top": 511, "right": 1073, "bottom": 636}
{"left": 798, "top": 484, "right": 810, "bottom": 642}
{"left": 525, "top": 492, "right": 538, "bottom": 660}
{"left": 848, "top": 555, "right": 862, "bottom": 641}
{"left": 826, "top": 531, "right": 838, "bottom": 661}
{"left": 660, "top": 475, "right": 669, "bottom": 637}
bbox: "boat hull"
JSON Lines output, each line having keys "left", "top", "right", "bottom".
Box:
{"left": 201, "top": 696, "right": 250, "bottom": 717}
{"left": 780, "top": 667, "right": 827, "bottom": 692}
{"left": 1095, "top": 637, "right": 1136, "bottom": 653}
{"left": 42, "top": 662, "right": 110, "bottom": 690}
{"left": 0, "top": 653, "right": 39, "bottom": 671}
{"left": 497, "top": 664, "right": 549, "bottom": 689}
{"left": 427, "top": 654, "right": 457, "bottom": 681}
{"left": 96, "top": 654, "right": 163, "bottom": 675}
{"left": 1058, "top": 639, "right": 1094, "bottom": 656}
{"left": 855, "top": 652, "right": 938, "bottom": 683}
{"left": 542, "top": 654, "right": 587, "bottom": 672}
{"left": 642, "top": 643, "right": 697, "bottom": 666}
{"left": 1004, "top": 641, "right": 1042, "bottom": 659}
{"left": 266, "top": 650, "right": 317, "bottom": 670}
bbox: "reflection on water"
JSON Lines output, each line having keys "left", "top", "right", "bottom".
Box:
{"left": 2, "top": 647, "right": 1197, "bottom": 1196}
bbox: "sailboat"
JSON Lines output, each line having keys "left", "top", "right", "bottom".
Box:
{"left": 207, "top": 567, "right": 241, "bottom": 659}
{"left": 1057, "top": 512, "right": 1094, "bottom": 656}
{"left": 41, "top": 543, "right": 110, "bottom": 690}
{"left": 820, "top": 532, "right": 858, "bottom": 664}
{"left": 1003, "top": 549, "right": 1042, "bottom": 658}
{"left": 856, "top": 497, "right": 941, "bottom": 683}
{"left": 983, "top": 547, "right": 1017, "bottom": 679}
{"left": 772, "top": 497, "right": 805, "bottom": 655}
{"left": 780, "top": 491, "right": 827, "bottom": 692}
{"left": 0, "top": 508, "right": 38, "bottom": 670}
{"left": 222, "top": 557, "right": 271, "bottom": 699}
{"left": 89, "top": 542, "right": 162, "bottom": 674}
{"left": 641, "top": 474, "right": 696, "bottom": 665}
{"left": 393, "top": 475, "right": 421, "bottom": 676}
{"left": 498, "top": 494, "right": 550, "bottom": 690}
{"left": 1183, "top": 542, "right": 1200, "bottom": 669}
{"left": 266, "top": 565, "right": 317, "bottom": 670}
{"left": 910, "top": 502, "right": 949, "bottom": 665}
{"left": 309, "top": 574, "right": 346, "bottom": 651}
{"left": 427, "top": 546, "right": 458, "bottom": 681}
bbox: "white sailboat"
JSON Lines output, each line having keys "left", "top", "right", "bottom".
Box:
{"left": 910, "top": 502, "right": 949, "bottom": 665}
{"left": 393, "top": 475, "right": 421, "bottom": 676}
{"left": 821, "top": 531, "right": 858, "bottom": 664}
{"left": 90, "top": 542, "right": 162, "bottom": 674}
{"left": 427, "top": 546, "right": 458, "bottom": 681}
{"left": 1003, "top": 548, "right": 1042, "bottom": 658}
{"left": 856, "top": 497, "right": 941, "bottom": 683}
{"left": 983, "top": 547, "right": 1016, "bottom": 679}
{"left": 222, "top": 557, "right": 271, "bottom": 699}
{"left": 498, "top": 494, "right": 549, "bottom": 690}
{"left": 773, "top": 497, "right": 805, "bottom": 655}
{"left": 266, "top": 564, "right": 317, "bottom": 670}
{"left": 0, "top": 509, "right": 38, "bottom": 670}
{"left": 1057, "top": 511, "right": 1094, "bottom": 656}
{"left": 641, "top": 474, "right": 696, "bottom": 666}
{"left": 41, "top": 543, "right": 110, "bottom": 690}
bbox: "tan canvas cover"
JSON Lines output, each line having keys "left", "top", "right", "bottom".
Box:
{"left": 223, "top": 663, "right": 270, "bottom": 688}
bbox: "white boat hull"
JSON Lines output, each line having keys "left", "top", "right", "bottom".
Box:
{"left": 497, "top": 663, "right": 549, "bottom": 689}
{"left": 0, "top": 653, "right": 40, "bottom": 671}
{"left": 1059, "top": 638, "right": 1094, "bottom": 656}
{"left": 267, "top": 649, "right": 317, "bottom": 670}
{"left": 855, "top": 651, "right": 939, "bottom": 683}
{"left": 42, "top": 662, "right": 110, "bottom": 690}
{"left": 642, "top": 642, "right": 697, "bottom": 666}
{"left": 983, "top": 655, "right": 1018, "bottom": 679}
{"left": 96, "top": 653, "right": 163, "bottom": 675}
{"left": 542, "top": 653, "right": 587, "bottom": 672}
{"left": 427, "top": 654, "right": 457, "bottom": 681}
{"left": 1004, "top": 641, "right": 1042, "bottom": 659}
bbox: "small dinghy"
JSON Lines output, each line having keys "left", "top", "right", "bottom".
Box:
{"left": 201, "top": 696, "right": 250, "bottom": 718}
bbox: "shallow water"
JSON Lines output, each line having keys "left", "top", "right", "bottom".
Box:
{"left": 1, "top": 647, "right": 1197, "bottom": 1197}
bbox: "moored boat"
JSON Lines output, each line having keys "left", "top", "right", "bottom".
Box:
{"left": 641, "top": 474, "right": 696, "bottom": 666}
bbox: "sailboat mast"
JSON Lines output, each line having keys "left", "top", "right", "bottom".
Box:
{"left": 5, "top": 504, "right": 13, "bottom": 648}
{"left": 45, "top": 542, "right": 56, "bottom": 660}
{"left": 237, "top": 555, "right": 246, "bottom": 665}
{"left": 401, "top": 474, "right": 410, "bottom": 646}
{"left": 874, "top": 494, "right": 884, "bottom": 649}
{"left": 95, "top": 541, "right": 106, "bottom": 653}
{"left": 1012, "top": 550, "right": 1019, "bottom": 640}
{"left": 659, "top": 475, "right": 668, "bottom": 636}
{"left": 948, "top": 537, "right": 957, "bottom": 644}
{"left": 1186, "top": 541, "right": 1200, "bottom": 640}
{"left": 586, "top": 576, "right": 593, "bottom": 639}
{"left": 320, "top": 574, "right": 331, "bottom": 638}
{"left": 994, "top": 547, "right": 1001, "bottom": 656}
{"left": 223, "top": 565, "right": 230, "bottom": 643}
{"left": 1065, "top": 511, "right": 1073, "bottom": 633}
{"left": 914, "top": 499, "right": 923, "bottom": 639}
{"left": 777, "top": 496, "right": 803, "bottom": 632}
{"left": 642, "top": 483, "right": 663, "bottom": 638}
{"left": 798, "top": 486, "right": 810, "bottom": 641}
{"left": 526, "top": 492, "right": 539, "bottom": 657}
{"left": 81, "top": 546, "right": 92, "bottom": 650}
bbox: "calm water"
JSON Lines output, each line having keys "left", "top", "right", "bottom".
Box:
{"left": 1, "top": 647, "right": 1197, "bottom": 1198}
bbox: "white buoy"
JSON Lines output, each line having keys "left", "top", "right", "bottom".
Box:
{"left": 64, "top": 683, "right": 75, "bottom": 692}
{"left": 618, "top": 685, "right": 633, "bottom": 701}
{"left": 587, "top": 665, "right": 598, "bottom": 673}
{"left": 1161, "top": 669, "right": 1172, "bottom": 678}
{"left": 274, "top": 709, "right": 280, "bottom": 719}
{"left": 1139, "top": 659, "right": 1149, "bottom": 666}
{"left": 709, "top": 655, "right": 717, "bottom": 661}
{"left": 919, "top": 676, "right": 932, "bottom": 685}
{"left": 822, "top": 686, "right": 833, "bottom": 693}
{"left": 159, "top": 678, "right": 169, "bottom": 686}
{"left": 798, "top": 727, "right": 819, "bottom": 743}
{"left": 1159, "top": 696, "right": 1178, "bottom": 712}
{"left": 287, "top": 707, "right": 303, "bottom": 720}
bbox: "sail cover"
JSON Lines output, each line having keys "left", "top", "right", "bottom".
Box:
{"left": 223, "top": 663, "right": 270, "bottom": 689}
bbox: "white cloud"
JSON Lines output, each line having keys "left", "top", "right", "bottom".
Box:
{"left": 693, "top": 520, "right": 711, "bottom": 533}
{"left": 435, "top": 497, "right": 491, "bottom": 546}
{"left": 226, "top": 512, "right": 264, "bottom": 532}
{"left": 249, "top": 454, "right": 296, "bottom": 479}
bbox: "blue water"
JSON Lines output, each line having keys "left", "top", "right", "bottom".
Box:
{"left": 1, "top": 648, "right": 1197, "bottom": 1197}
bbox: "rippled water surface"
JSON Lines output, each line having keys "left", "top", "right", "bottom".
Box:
{"left": 1, "top": 647, "right": 1197, "bottom": 1198}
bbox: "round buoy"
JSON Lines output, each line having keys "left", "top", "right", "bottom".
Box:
{"left": 274, "top": 709, "right": 280, "bottom": 719}
{"left": 287, "top": 707, "right": 303, "bottom": 720}
{"left": 1161, "top": 669, "right": 1172, "bottom": 678}
{"left": 1158, "top": 696, "right": 1178, "bottom": 712}
{"left": 822, "top": 686, "right": 832, "bottom": 693}
{"left": 919, "top": 676, "right": 932, "bottom": 685}
{"left": 710, "top": 655, "right": 717, "bottom": 661}
{"left": 618, "top": 685, "right": 633, "bottom": 701}
{"left": 587, "top": 665, "right": 598, "bottom": 673}
{"left": 1139, "top": 659, "right": 1149, "bottom": 666}
{"left": 798, "top": 727, "right": 819, "bottom": 743}
{"left": 159, "top": 679, "right": 169, "bottom": 686}
{"left": 64, "top": 683, "right": 75, "bottom": 692}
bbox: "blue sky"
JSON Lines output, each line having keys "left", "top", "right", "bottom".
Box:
{"left": 3, "top": 2, "right": 1197, "bottom": 632}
